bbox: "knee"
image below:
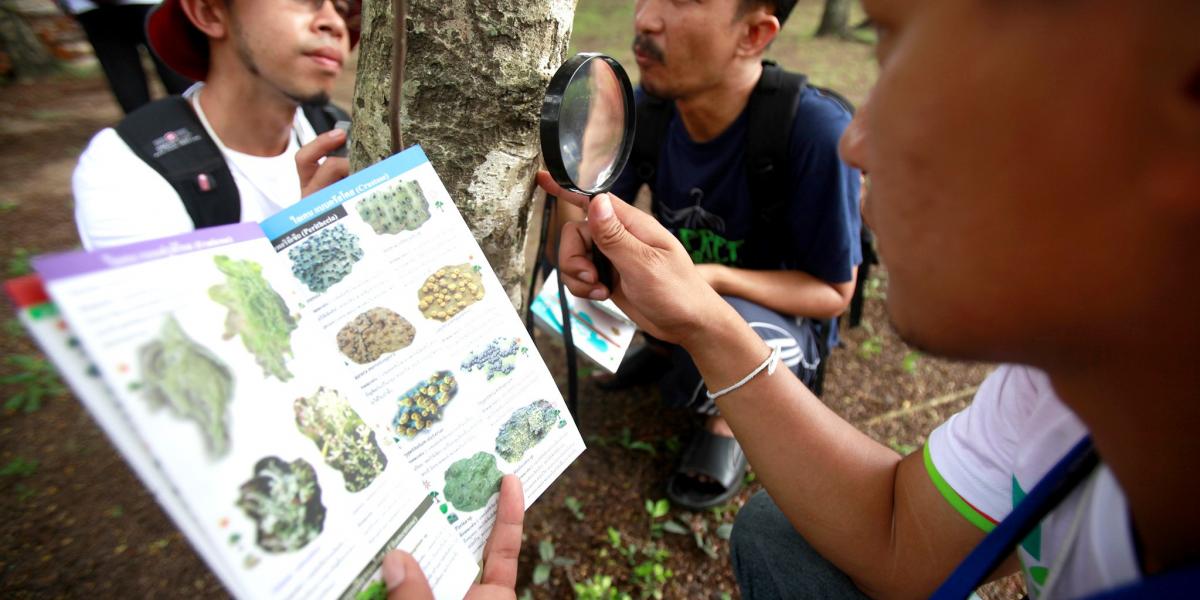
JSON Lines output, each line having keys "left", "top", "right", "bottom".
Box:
{"left": 731, "top": 490, "right": 783, "bottom": 559}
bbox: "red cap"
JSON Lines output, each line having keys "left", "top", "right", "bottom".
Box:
{"left": 146, "top": 0, "right": 361, "bottom": 82}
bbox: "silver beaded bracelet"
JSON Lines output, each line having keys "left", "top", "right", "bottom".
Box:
{"left": 705, "top": 344, "right": 781, "bottom": 401}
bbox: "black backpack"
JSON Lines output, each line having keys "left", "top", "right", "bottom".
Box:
{"left": 114, "top": 96, "right": 349, "bottom": 229}
{"left": 630, "top": 61, "right": 875, "bottom": 394}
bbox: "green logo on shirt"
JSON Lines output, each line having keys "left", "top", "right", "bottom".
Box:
{"left": 678, "top": 228, "right": 744, "bottom": 266}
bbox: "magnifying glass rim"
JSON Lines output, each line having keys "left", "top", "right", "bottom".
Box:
{"left": 539, "top": 52, "right": 637, "bottom": 197}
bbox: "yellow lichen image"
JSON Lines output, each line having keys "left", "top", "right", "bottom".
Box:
{"left": 417, "top": 264, "right": 485, "bottom": 321}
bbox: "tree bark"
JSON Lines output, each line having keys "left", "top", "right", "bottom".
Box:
{"left": 0, "top": 4, "right": 58, "bottom": 79}
{"left": 814, "top": 0, "right": 853, "bottom": 39}
{"left": 350, "top": 0, "right": 575, "bottom": 308}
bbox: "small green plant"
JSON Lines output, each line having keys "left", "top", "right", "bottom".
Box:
{"left": 859, "top": 337, "right": 883, "bottom": 359}
{"left": 1, "top": 354, "right": 66, "bottom": 413}
{"left": 4, "top": 318, "right": 24, "bottom": 339}
{"left": 662, "top": 435, "right": 682, "bottom": 455}
{"left": 888, "top": 438, "right": 918, "bottom": 456}
{"left": 644, "top": 498, "right": 670, "bottom": 537}
{"left": 0, "top": 199, "right": 17, "bottom": 214}
{"left": 0, "top": 456, "right": 38, "bottom": 477}
{"left": 901, "top": 351, "right": 922, "bottom": 374}
{"left": 617, "top": 427, "right": 656, "bottom": 455}
{"left": 7, "top": 248, "right": 34, "bottom": 277}
{"left": 565, "top": 496, "right": 585, "bottom": 521}
{"left": 533, "top": 539, "right": 576, "bottom": 587}
{"left": 863, "top": 275, "right": 887, "bottom": 300}
{"left": 574, "top": 574, "right": 632, "bottom": 600}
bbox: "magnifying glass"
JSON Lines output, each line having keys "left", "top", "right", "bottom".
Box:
{"left": 540, "top": 52, "right": 636, "bottom": 289}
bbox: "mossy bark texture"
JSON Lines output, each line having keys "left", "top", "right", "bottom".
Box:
{"left": 350, "top": 0, "right": 576, "bottom": 307}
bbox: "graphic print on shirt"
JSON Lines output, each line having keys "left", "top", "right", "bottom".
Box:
{"left": 656, "top": 187, "right": 744, "bottom": 266}
{"left": 1013, "top": 476, "right": 1051, "bottom": 594}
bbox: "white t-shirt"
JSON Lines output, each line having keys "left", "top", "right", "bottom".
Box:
{"left": 72, "top": 84, "right": 318, "bottom": 250}
{"left": 927, "top": 365, "right": 1141, "bottom": 599}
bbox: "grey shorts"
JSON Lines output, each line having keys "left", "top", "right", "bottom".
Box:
{"left": 658, "top": 296, "right": 825, "bottom": 414}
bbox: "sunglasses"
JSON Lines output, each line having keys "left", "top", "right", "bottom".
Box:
{"left": 294, "top": 0, "right": 361, "bottom": 21}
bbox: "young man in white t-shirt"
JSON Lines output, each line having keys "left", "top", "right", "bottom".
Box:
{"left": 533, "top": 0, "right": 1200, "bottom": 597}
{"left": 72, "top": 0, "right": 356, "bottom": 250}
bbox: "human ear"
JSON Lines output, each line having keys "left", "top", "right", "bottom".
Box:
{"left": 737, "top": 9, "right": 779, "bottom": 57}
{"left": 180, "top": 0, "right": 230, "bottom": 41}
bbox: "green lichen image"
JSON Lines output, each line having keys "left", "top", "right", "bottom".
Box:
{"left": 236, "top": 456, "right": 325, "bottom": 554}
{"left": 355, "top": 179, "right": 431, "bottom": 235}
{"left": 337, "top": 307, "right": 415, "bottom": 364}
{"left": 443, "top": 451, "right": 503, "bottom": 512}
{"left": 294, "top": 387, "right": 387, "bottom": 493}
{"left": 138, "top": 315, "right": 234, "bottom": 457}
{"left": 392, "top": 370, "right": 457, "bottom": 438}
{"left": 495, "top": 400, "right": 560, "bottom": 463}
{"left": 355, "top": 580, "right": 387, "bottom": 600}
{"left": 417, "top": 264, "right": 484, "bottom": 321}
{"left": 208, "top": 255, "right": 298, "bottom": 381}
{"left": 461, "top": 337, "right": 526, "bottom": 380}
{"left": 288, "top": 223, "right": 364, "bottom": 294}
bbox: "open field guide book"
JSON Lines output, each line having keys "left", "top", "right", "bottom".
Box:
{"left": 4, "top": 146, "right": 586, "bottom": 599}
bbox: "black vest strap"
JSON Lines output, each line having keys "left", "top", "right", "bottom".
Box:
{"left": 115, "top": 97, "right": 349, "bottom": 230}
{"left": 115, "top": 96, "right": 241, "bottom": 229}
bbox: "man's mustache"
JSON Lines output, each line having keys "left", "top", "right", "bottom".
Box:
{"left": 633, "top": 35, "right": 665, "bottom": 64}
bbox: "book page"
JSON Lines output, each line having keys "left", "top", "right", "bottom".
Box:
{"left": 260, "top": 146, "right": 586, "bottom": 556}
{"left": 33, "top": 225, "right": 476, "bottom": 600}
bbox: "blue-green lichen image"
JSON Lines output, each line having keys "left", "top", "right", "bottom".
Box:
{"left": 209, "top": 255, "right": 298, "bottom": 381}
{"left": 392, "top": 370, "right": 458, "bottom": 438}
{"left": 138, "top": 315, "right": 234, "bottom": 457}
{"left": 294, "top": 387, "right": 388, "bottom": 493}
{"left": 236, "top": 456, "right": 325, "bottom": 554}
{"left": 288, "top": 223, "right": 364, "bottom": 293}
{"left": 443, "top": 451, "right": 504, "bottom": 512}
{"left": 461, "top": 337, "right": 527, "bottom": 380}
{"left": 495, "top": 400, "right": 560, "bottom": 462}
{"left": 355, "top": 179, "right": 431, "bottom": 234}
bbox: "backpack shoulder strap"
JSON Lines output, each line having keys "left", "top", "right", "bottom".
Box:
{"left": 114, "top": 96, "right": 241, "bottom": 229}
{"left": 744, "top": 60, "right": 808, "bottom": 236}
{"left": 631, "top": 92, "right": 673, "bottom": 211}
{"left": 301, "top": 102, "right": 350, "bottom": 134}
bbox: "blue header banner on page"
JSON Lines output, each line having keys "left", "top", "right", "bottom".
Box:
{"left": 260, "top": 145, "right": 429, "bottom": 241}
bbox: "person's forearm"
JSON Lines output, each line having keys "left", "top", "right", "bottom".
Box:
{"left": 707, "top": 265, "right": 854, "bottom": 320}
{"left": 680, "top": 314, "right": 913, "bottom": 595}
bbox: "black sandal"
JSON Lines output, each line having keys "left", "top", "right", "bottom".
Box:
{"left": 666, "top": 429, "right": 748, "bottom": 510}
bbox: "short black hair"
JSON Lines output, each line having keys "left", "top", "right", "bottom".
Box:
{"left": 742, "top": 0, "right": 797, "bottom": 27}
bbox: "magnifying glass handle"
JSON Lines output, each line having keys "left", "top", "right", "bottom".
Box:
{"left": 593, "top": 249, "right": 615, "bottom": 290}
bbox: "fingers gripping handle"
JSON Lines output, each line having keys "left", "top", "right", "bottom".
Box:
{"left": 593, "top": 249, "right": 615, "bottom": 289}
{"left": 588, "top": 194, "right": 616, "bottom": 289}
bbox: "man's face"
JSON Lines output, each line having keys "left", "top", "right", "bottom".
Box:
{"left": 228, "top": 0, "right": 350, "bottom": 104}
{"left": 840, "top": 0, "right": 1188, "bottom": 363}
{"left": 632, "top": 0, "right": 748, "bottom": 99}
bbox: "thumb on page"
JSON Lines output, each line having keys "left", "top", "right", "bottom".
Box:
{"left": 383, "top": 550, "right": 434, "bottom": 600}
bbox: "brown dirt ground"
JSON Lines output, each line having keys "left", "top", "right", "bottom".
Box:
{"left": 0, "top": 42, "right": 1022, "bottom": 600}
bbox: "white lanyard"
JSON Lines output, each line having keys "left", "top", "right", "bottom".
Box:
{"left": 188, "top": 90, "right": 304, "bottom": 206}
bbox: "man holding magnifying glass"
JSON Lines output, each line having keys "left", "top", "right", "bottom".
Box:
{"left": 554, "top": 0, "right": 862, "bottom": 510}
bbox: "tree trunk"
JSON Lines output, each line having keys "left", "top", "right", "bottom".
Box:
{"left": 814, "top": 0, "right": 853, "bottom": 39}
{"left": 350, "top": 0, "right": 575, "bottom": 309}
{"left": 0, "top": 4, "right": 58, "bottom": 79}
